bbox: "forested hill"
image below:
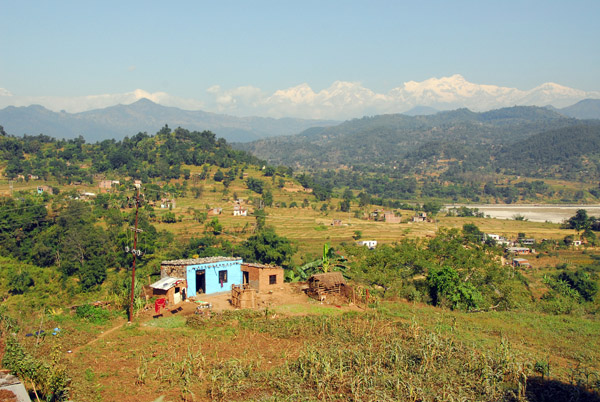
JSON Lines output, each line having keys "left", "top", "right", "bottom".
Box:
{"left": 238, "top": 106, "right": 578, "bottom": 169}
{"left": 498, "top": 123, "right": 600, "bottom": 178}
{"left": 0, "top": 125, "right": 264, "bottom": 183}
{"left": 0, "top": 98, "right": 339, "bottom": 143}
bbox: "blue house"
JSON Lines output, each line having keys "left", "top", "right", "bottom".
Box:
{"left": 160, "top": 257, "right": 243, "bottom": 297}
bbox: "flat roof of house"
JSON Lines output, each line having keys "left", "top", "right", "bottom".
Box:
{"left": 507, "top": 247, "right": 530, "bottom": 252}
{"left": 161, "top": 257, "right": 241, "bottom": 266}
{"left": 241, "top": 262, "right": 283, "bottom": 270}
{"left": 150, "top": 277, "right": 185, "bottom": 290}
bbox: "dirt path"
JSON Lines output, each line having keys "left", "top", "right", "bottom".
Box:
{"left": 70, "top": 319, "right": 128, "bottom": 355}
{"left": 69, "top": 282, "right": 359, "bottom": 356}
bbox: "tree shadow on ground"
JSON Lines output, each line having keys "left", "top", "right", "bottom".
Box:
{"left": 525, "top": 377, "right": 600, "bottom": 402}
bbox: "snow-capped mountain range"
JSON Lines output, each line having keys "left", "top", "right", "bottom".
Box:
{"left": 1, "top": 74, "right": 599, "bottom": 120}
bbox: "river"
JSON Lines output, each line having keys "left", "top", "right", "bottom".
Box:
{"left": 444, "top": 204, "right": 600, "bottom": 224}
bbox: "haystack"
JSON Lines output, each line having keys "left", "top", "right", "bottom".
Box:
{"left": 307, "top": 271, "right": 346, "bottom": 300}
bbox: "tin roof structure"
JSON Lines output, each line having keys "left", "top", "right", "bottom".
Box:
{"left": 149, "top": 277, "right": 185, "bottom": 290}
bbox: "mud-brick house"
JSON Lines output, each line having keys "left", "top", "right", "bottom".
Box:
{"left": 241, "top": 263, "right": 284, "bottom": 292}
{"left": 149, "top": 276, "right": 187, "bottom": 305}
{"left": 384, "top": 211, "right": 402, "bottom": 223}
{"left": 160, "top": 257, "right": 243, "bottom": 297}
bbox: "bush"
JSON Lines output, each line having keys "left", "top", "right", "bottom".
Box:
{"left": 557, "top": 270, "right": 598, "bottom": 302}
{"left": 75, "top": 304, "right": 111, "bottom": 324}
{"left": 7, "top": 269, "right": 34, "bottom": 295}
{"left": 2, "top": 337, "right": 70, "bottom": 401}
{"left": 162, "top": 211, "right": 176, "bottom": 223}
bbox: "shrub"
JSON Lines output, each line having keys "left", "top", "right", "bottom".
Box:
{"left": 7, "top": 269, "right": 34, "bottom": 295}
{"left": 2, "top": 337, "right": 70, "bottom": 401}
{"left": 557, "top": 270, "right": 598, "bottom": 302}
{"left": 75, "top": 304, "right": 111, "bottom": 324}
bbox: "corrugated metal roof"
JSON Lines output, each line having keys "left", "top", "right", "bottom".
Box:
{"left": 150, "top": 277, "right": 185, "bottom": 290}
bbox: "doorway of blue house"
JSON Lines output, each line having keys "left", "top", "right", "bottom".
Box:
{"left": 196, "top": 270, "right": 206, "bottom": 294}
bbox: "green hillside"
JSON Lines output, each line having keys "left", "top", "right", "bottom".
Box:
{"left": 239, "top": 106, "right": 573, "bottom": 169}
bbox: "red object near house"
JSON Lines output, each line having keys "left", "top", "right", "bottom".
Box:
{"left": 155, "top": 298, "right": 167, "bottom": 314}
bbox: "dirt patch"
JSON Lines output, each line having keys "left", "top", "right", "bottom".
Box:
{"left": 67, "top": 315, "right": 306, "bottom": 402}
{"left": 145, "top": 282, "right": 359, "bottom": 319}
{"left": 65, "top": 282, "right": 362, "bottom": 401}
{"left": 0, "top": 389, "right": 17, "bottom": 402}
{"left": 283, "top": 186, "right": 311, "bottom": 193}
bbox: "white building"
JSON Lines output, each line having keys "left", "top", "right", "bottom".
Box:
{"left": 357, "top": 240, "right": 377, "bottom": 249}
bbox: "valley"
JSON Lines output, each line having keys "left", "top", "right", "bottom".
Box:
{"left": 0, "top": 119, "right": 599, "bottom": 401}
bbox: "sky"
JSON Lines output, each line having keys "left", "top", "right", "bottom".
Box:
{"left": 1, "top": 0, "right": 599, "bottom": 119}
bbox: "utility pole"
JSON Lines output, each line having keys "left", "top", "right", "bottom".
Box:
{"left": 128, "top": 186, "right": 142, "bottom": 323}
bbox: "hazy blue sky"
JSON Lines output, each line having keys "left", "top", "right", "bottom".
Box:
{"left": 1, "top": 0, "right": 599, "bottom": 117}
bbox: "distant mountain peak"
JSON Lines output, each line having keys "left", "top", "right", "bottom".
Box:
{"left": 2, "top": 76, "right": 600, "bottom": 120}
{"left": 131, "top": 97, "right": 156, "bottom": 105}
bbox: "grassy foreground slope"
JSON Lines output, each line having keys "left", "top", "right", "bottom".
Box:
{"left": 4, "top": 301, "right": 598, "bottom": 402}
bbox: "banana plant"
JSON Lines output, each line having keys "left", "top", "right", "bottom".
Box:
{"left": 289, "top": 243, "right": 348, "bottom": 281}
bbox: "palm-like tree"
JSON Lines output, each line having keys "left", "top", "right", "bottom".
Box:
{"left": 286, "top": 243, "right": 348, "bottom": 282}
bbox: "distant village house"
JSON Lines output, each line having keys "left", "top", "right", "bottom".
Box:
{"left": 209, "top": 207, "right": 222, "bottom": 215}
{"left": 506, "top": 247, "right": 534, "bottom": 255}
{"left": 512, "top": 258, "right": 531, "bottom": 268}
{"left": 484, "top": 233, "right": 511, "bottom": 246}
{"left": 160, "top": 198, "right": 176, "bottom": 209}
{"left": 37, "top": 185, "right": 53, "bottom": 195}
{"left": 412, "top": 212, "right": 428, "bottom": 222}
{"left": 384, "top": 211, "right": 402, "bottom": 223}
{"left": 233, "top": 204, "right": 247, "bottom": 216}
{"left": 357, "top": 240, "right": 378, "bottom": 249}
{"left": 99, "top": 180, "right": 120, "bottom": 193}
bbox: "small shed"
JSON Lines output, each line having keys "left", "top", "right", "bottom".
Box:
{"left": 307, "top": 271, "right": 346, "bottom": 300}
{"left": 149, "top": 277, "right": 186, "bottom": 305}
{"left": 241, "top": 263, "right": 284, "bottom": 292}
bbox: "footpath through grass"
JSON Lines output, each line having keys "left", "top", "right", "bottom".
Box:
{"left": 59, "top": 302, "right": 600, "bottom": 402}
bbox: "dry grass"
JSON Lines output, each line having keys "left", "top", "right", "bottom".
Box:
{"left": 56, "top": 304, "right": 600, "bottom": 401}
